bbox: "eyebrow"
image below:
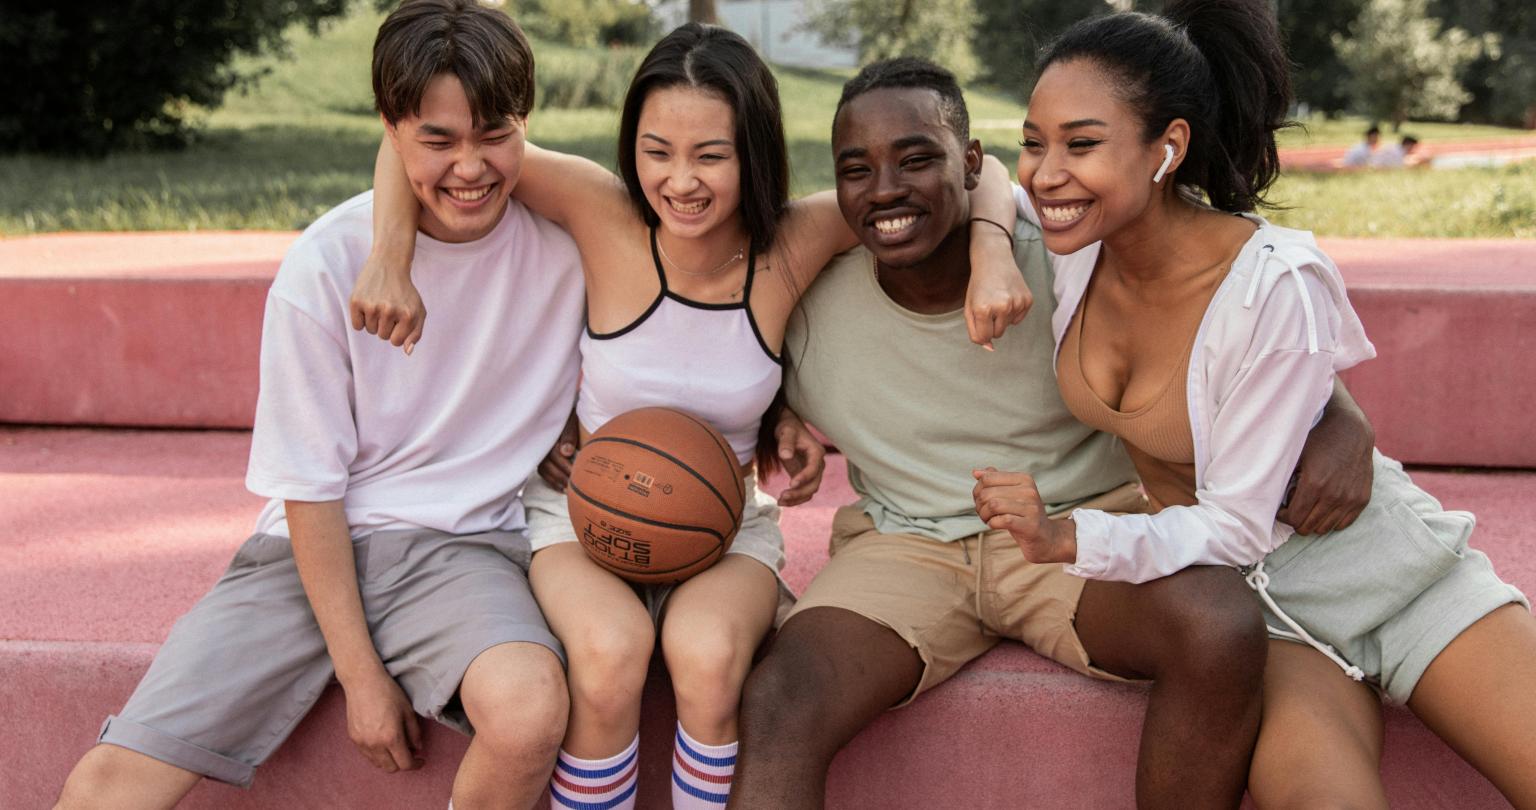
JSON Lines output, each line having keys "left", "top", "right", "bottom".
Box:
{"left": 418, "top": 124, "right": 455, "bottom": 137}
{"left": 641, "top": 133, "right": 733, "bottom": 149}
{"left": 1022, "top": 118, "right": 1109, "bottom": 132}
{"left": 836, "top": 133, "right": 944, "bottom": 163}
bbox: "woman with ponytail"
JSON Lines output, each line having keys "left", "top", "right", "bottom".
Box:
{"left": 977, "top": 1, "right": 1536, "bottom": 805}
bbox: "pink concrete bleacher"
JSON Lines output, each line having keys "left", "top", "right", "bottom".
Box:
{"left": 2, "top": 232, "right": 1534, "bottom": 808}
{"left": 4, "top": 232, "right": 1534, "bottom": 467}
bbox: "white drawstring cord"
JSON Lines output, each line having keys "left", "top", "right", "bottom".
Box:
{"left": 1243, "top": 246, "right": 1320, "bottom": 354}
{"left": 1244, "top": 561, "right": 1365, "bottom": 682}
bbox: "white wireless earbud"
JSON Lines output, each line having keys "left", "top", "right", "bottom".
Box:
{"left": 1152, "top": 143, "right": 1175, "bottom": 183}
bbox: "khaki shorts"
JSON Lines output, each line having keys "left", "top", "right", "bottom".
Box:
{"left": 523, "top": 473, "right": 795, "bottom": 625}
{"left": 788, "top": 483, "right": 1148, "bottom": 706}
{"left": 98, "top": 529, "right": 560, "bottom": 787}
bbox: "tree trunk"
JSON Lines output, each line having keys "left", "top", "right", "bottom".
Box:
{"left": 690, "top": 0, "right": 718, "bottom": 24}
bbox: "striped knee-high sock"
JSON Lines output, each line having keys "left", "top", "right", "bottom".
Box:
{"left": 671, "top": 724, "right": 737, "bottom": 808}
{"left": 550, "top": 735, "right": 639, "bottom": 810}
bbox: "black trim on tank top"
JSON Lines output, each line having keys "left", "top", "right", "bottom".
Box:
{"left": 584, "top": 231, "right": 670, "bottom": 339}
{"left": 742, "top": 251, "right": 784, "bottom": 365}
{"left": 590, "top": 229, "right": 783, "bottom": 366}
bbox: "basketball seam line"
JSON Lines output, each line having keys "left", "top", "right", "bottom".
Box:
{"left": 581, "top": 435, "right": 739, "bottom": 526}
{"left": 665, "top": 411, "right": 747, "bottom": 527}
{"left": 568, "top": 483, "right": 725, "bottom": 575}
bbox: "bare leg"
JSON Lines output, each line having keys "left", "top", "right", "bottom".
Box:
{"left": 1074, "top": 565, "right": 1268, "bottom": 810}
{"left": 54, "top": 746, "right": 201, "bottom": 810}
{"left": 727, "top": 607, "right": 923, "bottom": 810}
{"left": 660, "top": 555, "right": 781, "bottom": 744}
{"left": 452, "top": 642, "right": 569, "bottom": 810}
{"left": 529, "top": 544, "right": 654, "bottom": 758}
{"left": 1248, "top": 640, "right": 1387, "bottom": 810}
{"left": 1408, "top": 604, "right": 1536, "bottom": 807}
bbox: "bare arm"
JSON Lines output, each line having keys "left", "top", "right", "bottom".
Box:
{"left": 1278, "top": 378, "right": 1375, "bottom": 535}
{"left": 352, "top": 137, "right": 630, "bottom": 352}
{"left": 286, "top": 499, "right": 423, "bottom": 773}
{"left": 964, "top": 154, "right": 1030, "bottom": 349}
{"left": 351, "top": 139, "right": 426, "bottom": 352}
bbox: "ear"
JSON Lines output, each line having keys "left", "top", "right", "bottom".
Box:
{"left": 1153, "top": 119, "right": 1190, "bottom": 184}
{"left": 382, "top": 114, "right": 401, "bottom": 150}
{"left": 962, "top": 138, "right": 984, "bottom": 191}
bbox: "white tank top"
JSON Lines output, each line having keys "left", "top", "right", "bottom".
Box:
{"left": 576, "top": 230, "right": 784, "bottom": 465}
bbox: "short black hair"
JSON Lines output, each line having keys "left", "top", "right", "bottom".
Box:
{"left": 833, "top": 57, "right": 970, "bottom": 144}
{"left": 1366, "top": 124, "right": 1382, "bottom": 137}
{"left": 373, "top": 0, "right": 535, "bottom": 126}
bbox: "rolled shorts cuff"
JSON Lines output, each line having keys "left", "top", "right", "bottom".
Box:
{"left": 99, "top": 715, "right": 255, "bottom": 788}
{"left": 1383, "top": 582, "right": 1528, "bottom": 705}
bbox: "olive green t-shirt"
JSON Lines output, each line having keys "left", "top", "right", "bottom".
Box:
{"left": 783, "top": 221, "right": 1136, "bottom": 542}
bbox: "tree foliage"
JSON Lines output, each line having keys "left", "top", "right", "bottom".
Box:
{"left": 971, "top": 0, "right": 1113, "bottom": 98}
{"left": 506, "top": 0, "right": 657, "bottom": 47}
{"left": 1278, "top": 0, "right": 1366, "bottom": 114}
{"left": 802, "top": 0, "right": 980, "bottom": 84}
{"left": 0, "top": 0, "right": 349, "bottom": 155}
{"left": 1430, "top": 0, "right": 1536, "bottom": 125}
{"left": 1333, "top": 0, "right": 1497, "bottom": 126}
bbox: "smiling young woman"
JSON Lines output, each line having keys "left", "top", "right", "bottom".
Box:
{"left": 975, "top": 0, "right": 1536, "bottom": 806}
{"left": 351, "top": 23, "right": 1031, "bottom": 809}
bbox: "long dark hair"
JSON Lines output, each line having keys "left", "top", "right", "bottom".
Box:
{"left": 617, "top": 23, "right": 793, "bottom": 477}
{"left": 616, "top": 23, "right": 789, "bottom": 256}
{"left": 1037, "top": 0, "right": 1293, "bottom": 212}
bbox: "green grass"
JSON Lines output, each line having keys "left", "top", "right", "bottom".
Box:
{"left": 3, "top": 5, "right": 1533, "bottom": 237}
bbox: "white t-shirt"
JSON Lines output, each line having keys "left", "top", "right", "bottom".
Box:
{"left": 1341, "top": 141, "right": 1374, "bottom": 167}
{"left": 1369, "top": 143, "right": 1407, "bottom": 168}
{"left": 246, "top": 191, "right": 585, "bottom": 538}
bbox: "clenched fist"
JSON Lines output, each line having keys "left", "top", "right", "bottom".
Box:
{"left": 972, "top": 467, "right": 1077, "bottom": 565}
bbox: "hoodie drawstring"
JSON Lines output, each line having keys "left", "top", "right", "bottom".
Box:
{"left": 1244, "top": 245, "right": 1320, "bottom": 355}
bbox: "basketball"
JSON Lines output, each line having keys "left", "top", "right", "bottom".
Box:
{"left": 567, "top": 407, "right": 746, "bottom": 584}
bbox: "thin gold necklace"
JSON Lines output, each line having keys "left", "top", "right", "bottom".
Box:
{"left": 657, "top": 235, "right": 745, "bottom": 277}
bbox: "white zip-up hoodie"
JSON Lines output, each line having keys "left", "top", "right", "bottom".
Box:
{"left": 1019, "top": 188, "right": 1376, "bottom": 583}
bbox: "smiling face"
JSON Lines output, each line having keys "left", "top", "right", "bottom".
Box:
{"left": 832, "top": 87, "right": 980, "bottom": 269}
{"left": 634, "top": 85, "right": 743, "bottom": 241}
{"left": 1018, "top": 59, "right": 1178, "bottom": 255}
{"left": 384, "top": 73, "right": 524, "bottom": 244}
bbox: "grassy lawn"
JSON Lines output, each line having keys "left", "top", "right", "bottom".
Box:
{"left": 2, "top": 6, "right": 1532, "bottom": 237}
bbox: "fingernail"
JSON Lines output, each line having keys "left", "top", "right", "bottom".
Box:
{"left": 558, "top": 442, "right": 575, "bottom": 456}
{"left": 404, "top": 341, "right": 415, "bottom": 355}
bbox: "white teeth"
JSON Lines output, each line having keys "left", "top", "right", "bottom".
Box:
{"left": 1041, "top": 204, "right": 1088, "bottom": 223}
{"left": 669, "top": 198, "right": 708, "bottom": 214}
{"left": 873, "top": 214, "right": 917, "bottom": 234}
{"left": 446, "top": 186, "right": 491, "bottom": 202}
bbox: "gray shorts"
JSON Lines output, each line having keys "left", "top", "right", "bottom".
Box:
{"left": 98, "top": 528, "right": 562, "bottom": 787}
{"left": 523, "top": 474, "right": 794, "bottom": 624}
{"left": 1256, "top": 451, "right": 1528, "bottom": 704}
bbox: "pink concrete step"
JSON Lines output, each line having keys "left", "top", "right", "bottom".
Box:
{"left": 4, "top": 428, "right": 1532, "bottom": 808}
{"left": 3, "top": 233, "right": 1533, "bottom": 467}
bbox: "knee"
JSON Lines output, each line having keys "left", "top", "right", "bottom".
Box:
{"left": 1151, "top": 568, "right": 1268, "bottom": 682}
{"left": 739, "top": 645, "right": 835, "bottom": 738}
{"left": 464, "top": 653, "right": 568, "bottom": 760}
{"left": 56, "top": 744, "right": 183, "bottom": 809}
{"left": 565, "top": 621, "right": 654, "bottom": 715}
{"left": 665, "top": 623, "right": 758, "bottom": 714}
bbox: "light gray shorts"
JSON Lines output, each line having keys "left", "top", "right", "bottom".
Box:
{"left": 1256, "top": 451, "right": 1528, "bottom": 704}
{"left": 523, "top": 473, "right": 794, "bottom": 624}
{"left": 98, "top": 528, "right": 561, "bottom": 787}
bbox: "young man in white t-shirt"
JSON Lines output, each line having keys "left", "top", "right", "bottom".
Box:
{"left": 54, "top": 3, "right": 584, "bottom": 808}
